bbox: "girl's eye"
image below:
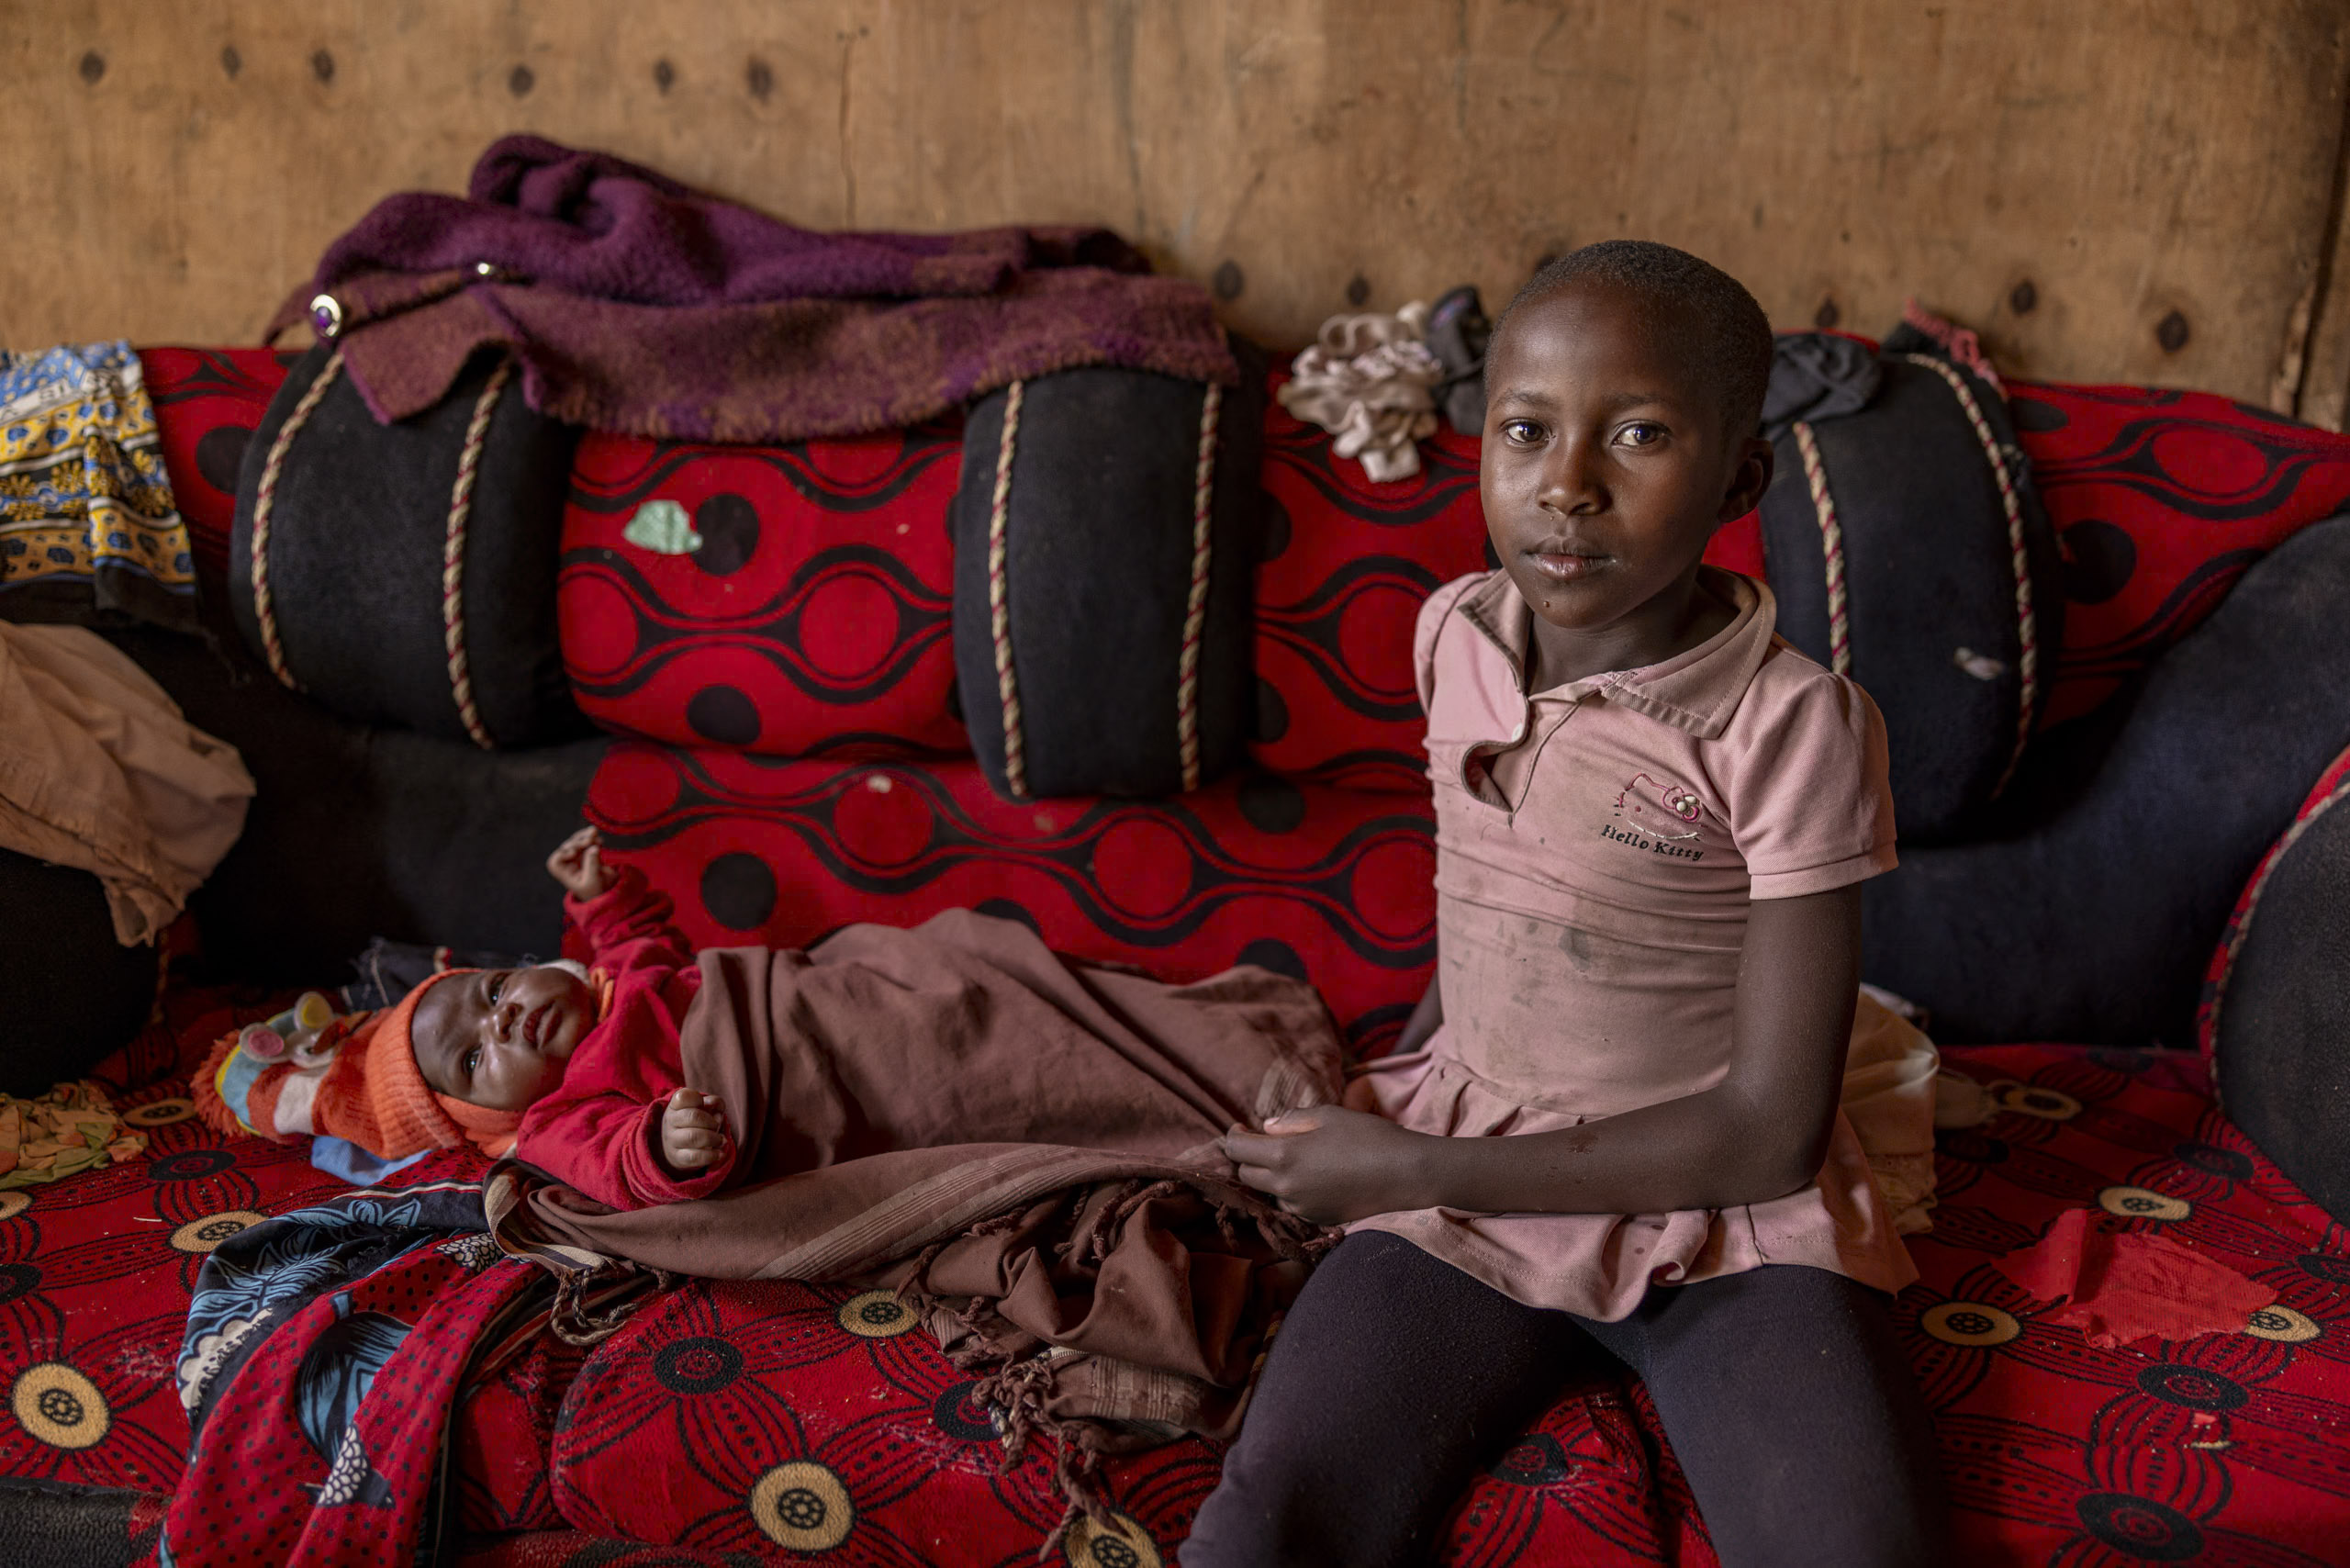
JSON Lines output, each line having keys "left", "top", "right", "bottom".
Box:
{"left": 464, "top": 1047, "right": 481, "bottom": 1075}
{"left": 487, "top": 974, "right": 505, "bottom": 1002}
{"left": 1617, "top": 422, "right": 1663, "bottom": 448}
{"left": 1502, "top": 419, "right": 1543, "bottom": 445}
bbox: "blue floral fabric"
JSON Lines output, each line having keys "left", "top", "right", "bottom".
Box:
{"left": 177, "top": 1181, "right": 487, "bottom": 1437}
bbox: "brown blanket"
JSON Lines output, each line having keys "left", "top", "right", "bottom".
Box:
{"left": 486, "top": 910, "right": 1339, "bottom": 1487}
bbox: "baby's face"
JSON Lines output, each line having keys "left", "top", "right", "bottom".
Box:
{"left": 412, "top": 966, "right": 593, "bottom": 1111}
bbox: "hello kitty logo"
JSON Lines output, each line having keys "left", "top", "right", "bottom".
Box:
{"left": 1612, "top": 773, "right": 1705, "bottom": 842}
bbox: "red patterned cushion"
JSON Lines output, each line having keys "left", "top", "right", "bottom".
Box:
{"left": 583, "top": 743, "right": 1435, "bottom": 1055}
{"left": 2010, "top": 383, "right": 2350, "bottom": 727}
{"left": 557, "top": 423, "right": 967, "bottom": 760}
{"left": 1254, "top": 367, "right": 2350, "bottom": 773}
{"left": 140, "top": 349, "right": 294, "bottom": 583}
{"left": 1250, "top": 373, "right": 1490, "bottom": 791}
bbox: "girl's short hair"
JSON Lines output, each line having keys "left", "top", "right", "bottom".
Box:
{"left": 1492, "top": 241, "right": 1774, "bottom": 436}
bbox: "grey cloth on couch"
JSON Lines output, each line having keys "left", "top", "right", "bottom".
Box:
{"left": 1761, "top": 330, "right": 1882, "bottom": 438}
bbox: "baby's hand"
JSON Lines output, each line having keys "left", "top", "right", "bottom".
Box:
{"left": 547, "top": 824, "right": 610, "bottom": 900}
{"left": 659, "top": 1087, "right": 729, "bottom": 1175}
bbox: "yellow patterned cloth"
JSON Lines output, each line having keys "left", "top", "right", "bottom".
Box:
{"left": 0, "top": 1080, "right": 146, "bottom": 1189}
{"left": 0, "top": 342, "right": 197, "bottom": 629}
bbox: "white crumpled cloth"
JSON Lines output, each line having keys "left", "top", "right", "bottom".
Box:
{"left": 1840, "top": 990, "right": 1944, "bottom": 1235}
{"left": 0, "top": 623, "right": 255, "bottom": 944}
{"left": 1278, "top": 301, "right": 1445, "bottom": 482}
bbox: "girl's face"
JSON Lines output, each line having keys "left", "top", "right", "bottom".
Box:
{"left": 1479, "top": 281, "right": 1771, "bottom": 658}
{"left": 412, "top": 965, "right": 593, "bottom": 1110}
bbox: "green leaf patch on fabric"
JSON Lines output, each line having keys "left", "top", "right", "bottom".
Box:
{"left": 622, "top": 499, "right": 702, "bottom": 555}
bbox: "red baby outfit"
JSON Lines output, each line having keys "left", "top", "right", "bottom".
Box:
{"left": 1347, "top": 566, "right": 1919, "bottom": 1318}
{"left": 514, "top": 867, "right": 728, "bottom": 1209}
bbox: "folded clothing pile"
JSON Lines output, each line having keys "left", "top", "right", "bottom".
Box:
{"left": 0, "top": 1080, "right": 145, "bottom": 1187}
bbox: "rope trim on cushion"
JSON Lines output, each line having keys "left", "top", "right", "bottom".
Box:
{"left": 1902, "top": 353, "right": 2038, "bottom": 793}
{"left": 249, "top": 350, "right": 345, "bottom": 690}
{"left": 442, "top": 357, "right": 514, "bottom": 750}
{"left": 1792, "top": 420, "right": 1851, "bottom": 676}
{"left": 2197, "top": 740, "right": 2350, "bottom": 1101}
{"left": 987, "top": 379, "right": 1030, "bottom": 798}
{"left": 1176, "top": 381, "right": 1225, "bottom": 792}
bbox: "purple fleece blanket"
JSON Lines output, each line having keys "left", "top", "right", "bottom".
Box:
{"left": 273, "top": 136, "right": 1237, "bottom": 442}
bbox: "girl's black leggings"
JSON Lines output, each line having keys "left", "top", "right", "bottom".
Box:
{"left": 1181, "top": 1229, "right": 1949, "bottom": 1568}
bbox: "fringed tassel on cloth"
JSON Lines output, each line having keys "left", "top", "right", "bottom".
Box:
{"left": 545, "top": 1262, "right": 681, "bottom": 1348}
{"left": 892, "top": 1171, "right": 1339, "bottom": 1562}
{"left": 962, "top": 1353, "right": 1120, "bottom": 1564}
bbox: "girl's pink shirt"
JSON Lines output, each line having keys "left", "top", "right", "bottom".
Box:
{"left": 1347, "top": 566, "right": 1917, "bottom": 1319}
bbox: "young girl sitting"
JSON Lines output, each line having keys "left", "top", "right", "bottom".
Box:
{"left": 1191, "top": 242, "right": 1949, "bottom": 1567}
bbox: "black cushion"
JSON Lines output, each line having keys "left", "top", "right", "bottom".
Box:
{"left": 1862, "top": 513, "right": 2350, "bottom": 1048}
{"left": 2211, "top": 768, "right": 2350, "bottom": 1222}
{"left": 1760, "top": 337, "right": 2064, "bottom": 842}
{"left": 229, "top": 342, "right": 586, "bottom": 747}
{"left": 0, "top": 851, "right": 159, "bottom": 1095}
{"left": 106, "top": 619, "right": 603, "bottom": 985}
{"left": 950, "top": 342, "right": 1264, "bottom": 799}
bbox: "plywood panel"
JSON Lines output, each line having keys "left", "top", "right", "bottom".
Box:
{"left": 4, "top": 0, "right": 2345, "bottom": 403}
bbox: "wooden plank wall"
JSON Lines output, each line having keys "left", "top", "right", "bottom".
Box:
{"left": 6, "top": 0, "right": 2349, "bottom": 415}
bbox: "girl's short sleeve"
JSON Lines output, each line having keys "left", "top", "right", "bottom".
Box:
{"left": 1723, "top": 660, "right": 1898, "bottom": 900}
{"left": 1415, "top": 574, "right": 1484, "bottom": 713}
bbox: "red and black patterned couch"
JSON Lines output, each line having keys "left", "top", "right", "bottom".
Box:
{"left": 6, "top": 344, "right": 2350, "bottom": 1567}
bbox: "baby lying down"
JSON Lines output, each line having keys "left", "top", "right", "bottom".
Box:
{"left": 397, "top": 825, "right": 733, "bottom": 1208}
{"left": 269, "top": 826, "right": 1344, "bottom": 1214}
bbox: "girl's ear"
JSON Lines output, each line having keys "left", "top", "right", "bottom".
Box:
{"left": 1718, "top": 435, "right": 1775, "bottom": 523}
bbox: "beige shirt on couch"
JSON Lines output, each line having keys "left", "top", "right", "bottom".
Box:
{"left": 0, "top": 623, "right": 254, "bottom": 945}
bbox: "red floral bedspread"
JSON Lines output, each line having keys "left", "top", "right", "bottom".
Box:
{"left": 3, "top": 987, "right": 2344, "bottom": 1567}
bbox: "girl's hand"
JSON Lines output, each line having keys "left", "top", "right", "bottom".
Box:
{"left": 547, "top": 825, "right": 611, "bottom": 900}
{"left": 660, "top": 1087, "right": 729, "bottom": 1173}
{"left": 1219, "top": 1105, "right": 1433, "bottom": 1226}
